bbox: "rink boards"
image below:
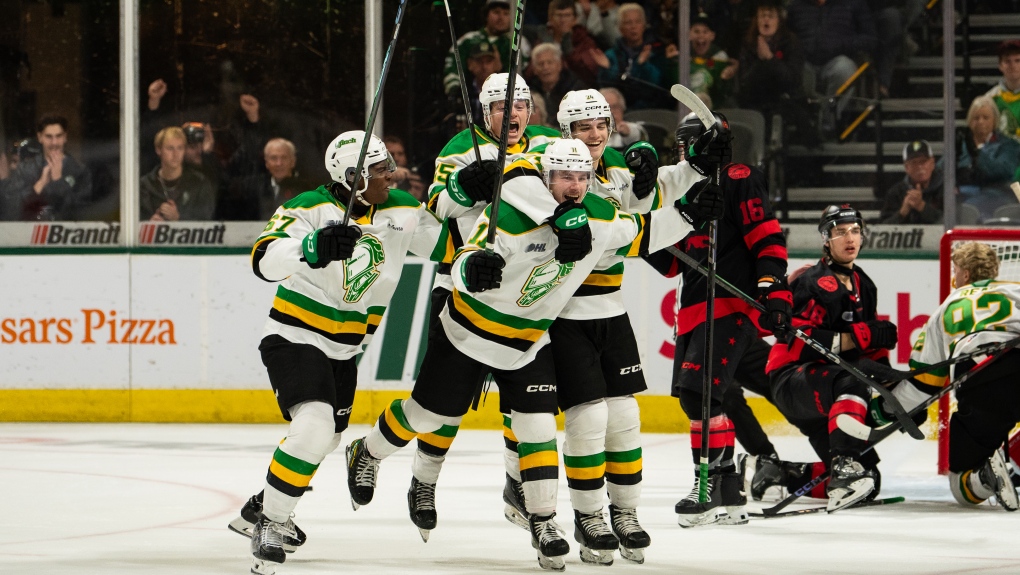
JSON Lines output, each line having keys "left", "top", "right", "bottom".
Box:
{"left": 0, "top": 253, "right": 940, "bottom": 433}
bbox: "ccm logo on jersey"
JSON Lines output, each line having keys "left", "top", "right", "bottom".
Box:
{"left": 619, "top": 364, "right": 642, "bottom": 375}
{"left": 526, "top": 384, "right": 557, "bottom": 392}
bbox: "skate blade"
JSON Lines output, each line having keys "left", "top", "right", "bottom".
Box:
{"left": 990, "top": 451, "right": 1020, "bottom": 511}
{"left": 720, "top": 506, "right": 749, "bottom": 525}
{"left": 418, "top": 527, "right": 431, "bottom": 543}
{"left": 619, "top": 546, "right": 645, "bottom": 564}
{"left": 229, "top": 519, "right": 298, "bottom": 553}
{"left": 677, "top": 507, "right": 727, "bottom": 528}
{"left": 827, "top": 478, "right": 875, "bottom": 512}
{"left": 351, "top": 499, "right": 361, "bottom": 511}
{"left": 537, "top": 553, "right": 566, "bottom": 572}
{"left": 251, "top": 557, "right": 280, "bottom": 575}
{"left": 503, "top": 504, "right": 530, "bottom": 531}
{"left": 579, "top": 545, "right": 615, "bottom": 566}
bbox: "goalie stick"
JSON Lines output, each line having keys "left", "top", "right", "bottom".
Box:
{"left": 762, "top": 342, "right": 1018, "bottom": 516}
{"left": 663, "top": 245, "right": 926, "bottom": 440}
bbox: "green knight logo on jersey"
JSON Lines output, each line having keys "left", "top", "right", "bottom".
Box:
{"left": 517, "top": 259, "right": 574, "bottom": 307}
{"left": 343, "top": 234, "right": 386, "bottom": 303}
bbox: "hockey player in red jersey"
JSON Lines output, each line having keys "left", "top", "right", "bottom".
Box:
{"left": 643, "top": 112, "right": 793, "bottom": 527}
{"left": 765, "top": 204, "right": 897, "bottom": 511}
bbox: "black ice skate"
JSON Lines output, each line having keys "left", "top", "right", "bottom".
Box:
{"left": 608, "top": 504, "right": 650, "bottom": 564}
{"left": 346, "top": 437, "right": 380, "bottom": 511}
{"left": 573, "top": 508, "right": 618, "bottom": 566}
{"left": 981, "top": 448, "right": 1019, "bottom": 511}
{"left": 408, "top": 476, "right": 438, "bottom": 541}
{"left": 675, "top": 474, "right": 726, "bottom": 528}
{"left": 227, "top": 491, "right": 306, "bottom": 553}
{"left": 530, "top": 512, "right": 570, "bottom": 571}
{"left": 750, "top": 453, "right": 785, "bottom": 501}
{"left": 720, "top": 458, "right": 749, "bottom": 525}
{"left": 503, "top": 474, "right": 531, "bottom": 530}
{"left": 250, "top": 514, "right": 289, "bottom": 575}
{"left": 827, "top": 455, "right": 875, "bottom": 512}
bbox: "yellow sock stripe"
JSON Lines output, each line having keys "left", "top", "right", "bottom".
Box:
{"left": 959, "top": 470, "right": 985, "bottom": 504}
{"left": 418, "top": 432, "right": 455, "bottom": 450}
{"left": 520, "top": 451, "right": 559, "bottom": 471}
{"left": 384, "top": 403, "right": 417, "bottom": 442}
{"left": 269, "top": 460, "right": 316, "bottom": 488}
{"left": 605, "top": 458, "right": 643, "bottom": 475}
{"left": 564, "top": 462, "right": 607, "bottom": 480}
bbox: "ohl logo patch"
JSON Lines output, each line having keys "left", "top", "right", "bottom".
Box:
{"left": 343, "top": 234, "right": 386, "bottom": 303}
{"left": 517, "top": 259, "right": 573, "bottom": 307}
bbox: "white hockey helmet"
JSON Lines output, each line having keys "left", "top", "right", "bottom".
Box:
{"left": 479, "top": 73, "right": 533, "bottom": 133}
{"left": 324, "top": 130, "right": 395, "bottom": 195}
{"left": 556, "top": 89, "right": 615, "bottom": 139}
{"left": 541, "top": 138, "right": 593, "bottom": 197}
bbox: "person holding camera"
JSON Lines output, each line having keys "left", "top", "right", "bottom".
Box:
{"left": 139, "top": 126, "right": 216, "bottom": 221}
{"left": 953, "top": 95, "right": 1020, "bottom": 221}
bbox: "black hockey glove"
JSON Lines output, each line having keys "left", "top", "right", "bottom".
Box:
{"left": 302, "top": 224, "right": 362, "bottom": 269}
{"left": 849, "top": 320, "right": 898, "bottom": 351}
{"left": 756, "top": 275, "right": 793, "bottom": 339}
{"left": 548, "top": 200, "right": 592, "bottom": 263}
{"left": 624, "top": 141, "right": 659, "bottom": 200}
{"left": 687, "top": 124, "right": 732, "bottom": 176}
{"left": 868, "top": 395, "right": 927, "bottom": 428}
{"left": 675, "top": 180, "right": 725, "bottom": 228}
{"left": 463, "top": 250, "right": 505, "bottom": 292}
{"left": 448, "top": 160, "right": 500, "bottom": 206}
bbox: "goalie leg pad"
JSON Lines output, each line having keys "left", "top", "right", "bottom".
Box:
{"left": 513, "top": 410, "right": 560, "bottom": 516}
{"left": 262, "top": 401, "right": 336, "bottom": 522}
{"left": 605, "top": 395, "right": 643, "bottom": 509}
{"left": 563, "top": 400, "right": 609, "bottom": 513}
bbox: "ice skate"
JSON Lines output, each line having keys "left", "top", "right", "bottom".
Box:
{"left": 750, "top": 453, "right": 785, "bottom": 501}
{"left": 827, "top": 456, "right": 875, "bottom": 512}
{"left": 227, "top": 492, "right": 305, "bottom": 553}
{"left": 609, "top": 504, "right": 650, "bottom": 564}
{"left": 502, "top": 474, "right": 530, "bottom": 530}
{"left": 675, "top": 474, "right": 727, "bottom": 528}
{"left": 982, "top": 448, "right": 1019, "bottom": 511}
{"left": 719, "top": 457, "right": 749, "bottom": 525}
{"left": 573, "top": 508, "right": 618, "bottom": 566}
{"left": 530, "top": 512, "right": 570, "bottom": 571}
{"left": 346, "top": 437, "right": 380, "bottom": 510}
{"left": 408, "top": 476, "right": 438, "bottom": 541}
{"left": 250, "top": 514, "right": 289, "bottom": 575}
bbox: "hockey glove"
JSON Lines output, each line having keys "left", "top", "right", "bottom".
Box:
{"left": 868, "top": 396, "right": 927, "bottom": 427}
{"left": 463, "top": 250, "right": 505, "bottom": 292}
{"left": 548, "top": 200, "right": 592, "bottom": 263}
{"left": 756, "top": 275, "right": 793, "bottom": 339}
{"left": 849, "top": 320, "right": 898, "bottom": 351}
{"left": 447, "top": 160, "right": 500, "bottom": 207}
{"left": 687, "top": 125, "right": 732, "bottom": 176}
{"left": 624, "top": 141, "right": 659, "bottom": 200}
{"left": 675, "top": 180, "right": 725, "bottom": 228}
{"left": 302, "top": 224, "right": 362, "bottom": 269}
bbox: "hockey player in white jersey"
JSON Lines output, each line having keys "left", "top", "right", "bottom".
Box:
{"left": 345, "top": 139, "right": 721, "bottom": 571}
{"left": 227, "top": 130, "right": 448, "bottom": 575}
{"left": 874, "top": 241, "right": 1020, "bottom": 511}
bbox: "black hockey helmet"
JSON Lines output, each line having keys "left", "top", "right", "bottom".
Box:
{"left": 675, "top": 111, "right": 728, "bottom": 158}
{"left": 818, "top": 203, "right": 867, "bottom": 242}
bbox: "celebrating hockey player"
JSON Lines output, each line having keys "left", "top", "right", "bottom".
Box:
{"left": 642, "top": 112, "right": 792, "bottom": 527}
{"left": 228, "top": 130, "right": 448, "bottom": 575}
{"left": 886, "top": 241, "right": 1019, "bottom": 510}
{"left": 764, "top": 204, "right": 897, "bottom": 512}
{"left": 345, "top": 138, "right": 721, "bottom": 571}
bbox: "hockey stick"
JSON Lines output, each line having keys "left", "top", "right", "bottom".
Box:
{"left": 484, "top": 0, "right": 526, "bottom": 255}
{"left": 762, "top": 344, "right": 1016, "bottom": 516}
{"left": 749, "top": 496, "right": 904, "bottom": 519}
{"left": 670, "top": 82, "right": 723, "bottom": 503}
{"left": 339, "top": 0, "right": 409, "bottom": 226}
{"left": 663, "top": 245, "right": 925, "bottom": 440}
{"left": 442, "top": 0, "right": 482, "bottom": 162}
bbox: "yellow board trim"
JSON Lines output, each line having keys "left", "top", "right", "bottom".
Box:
{"left": 452, "top": 291, "right": 545, "bottom": 343}
{"left": 565, "top": 463, "right": 607, "bottom": 480}
{"left": 272, "top": 297, "right": 383, "bottom": 335}
{"left": 520, "top": 451, "right": 559, "bottom": 470}
{"left": 605, "top": 459, "right": 643, "bottom": 475}
{"left": 269, "top": 459, "right": 314, "bottom": 488}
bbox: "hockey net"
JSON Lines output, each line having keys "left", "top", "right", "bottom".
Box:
{"left": 937, "top": 228, "right": 1020, "bottom": 474}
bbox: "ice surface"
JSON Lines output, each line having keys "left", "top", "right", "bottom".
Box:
{"left": 1, "top": 423, "right": 1014, "bottom": 574}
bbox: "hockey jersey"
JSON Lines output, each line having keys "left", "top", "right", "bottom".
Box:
{"left": 765, "top": 259, "right": 884, "bottom": 374}
{"left": 644, "top": 162, "right": 788, "bottom": 335}
{"left": 444, "top": 158, "right": 697, "bottom": 370}
{"left": 252, "top": 185, "right": 450, "bottom": 360}
{"left": 427, "top": 124, "right": 560, "bottom": 292}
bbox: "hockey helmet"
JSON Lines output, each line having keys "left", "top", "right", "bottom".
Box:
{"left": 675, "top": 111, "right": 728, "bottom": 158}
{"left": 818, "top": 204, "right": 867, "bottom": 243}
{"left": 541, "top": 138, "right": 593, "bottom": 199}
{"left": 324, "top": 130, "right": 395, "bottom": 195}
{"left": 479, "top": 73, "right": 533, "bottom": 133}
{"left": 556, "top": 89, "right": 615, "bottom": 139}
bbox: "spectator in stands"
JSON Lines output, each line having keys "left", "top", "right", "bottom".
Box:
{"left": 219, "top": 137, "right": 304, "bottom": 221}
{"left": 140, "top": 126, "right": 216, "bottom": 221}
{"left": 785, "top": 0, "right": 877, "bottom": 139}
{"left": 465, "top": 39, "right": 505, "bottom": 126}
{"left": 597, "top": 3, "right": 670, "bottom": 110}
{"left": 526, "top": 43, "right": 588, "bottom": 116}
{"left": 600, "top": 86, "right": 649, "bottom": 150}
{"left": 0, "top": 114, "right": 92, "bottom": 221}
{"left": 182, "top": 122, "right": 224, "bottom": 195}
{"left": 954, "top": 96, "right": 1020, "bottom": 221}
{"left": 577, "top": 0, "right": 622, "bottom": 49}
{"left": 880, "top": 140, "right": 944, "bottom": 224}
{"left": 443, "top": 0, "right": 531, "bottom": 100}
{"left": 985, "top": 39, "right": 1020, "bottom": 143}
{"left": 668, "top": 12, "right": 737, "bottom": 108}
{"left": 868, "top": 1, "right": 906, "bottom": 98}
{"left": 384, "top": 136, "right": 426, "bottom": 202}
{"left": 529, "top": 0, "right": 608, "bottom": 86}
{"left": 530, "top": 92, "right": 551, "bottom": 128}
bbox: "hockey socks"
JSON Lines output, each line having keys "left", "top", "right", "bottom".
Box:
{"left": 563, "top": 401, "right": 608, "bottom": 513}
{"left": 513, "top": 412, "right": 560, "bottom": 516}
{"left": 689, "top": 414, "right": 736, "bottom": 472}
{"left": 605, "top": 395, "right": 643, "bottom": 509}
